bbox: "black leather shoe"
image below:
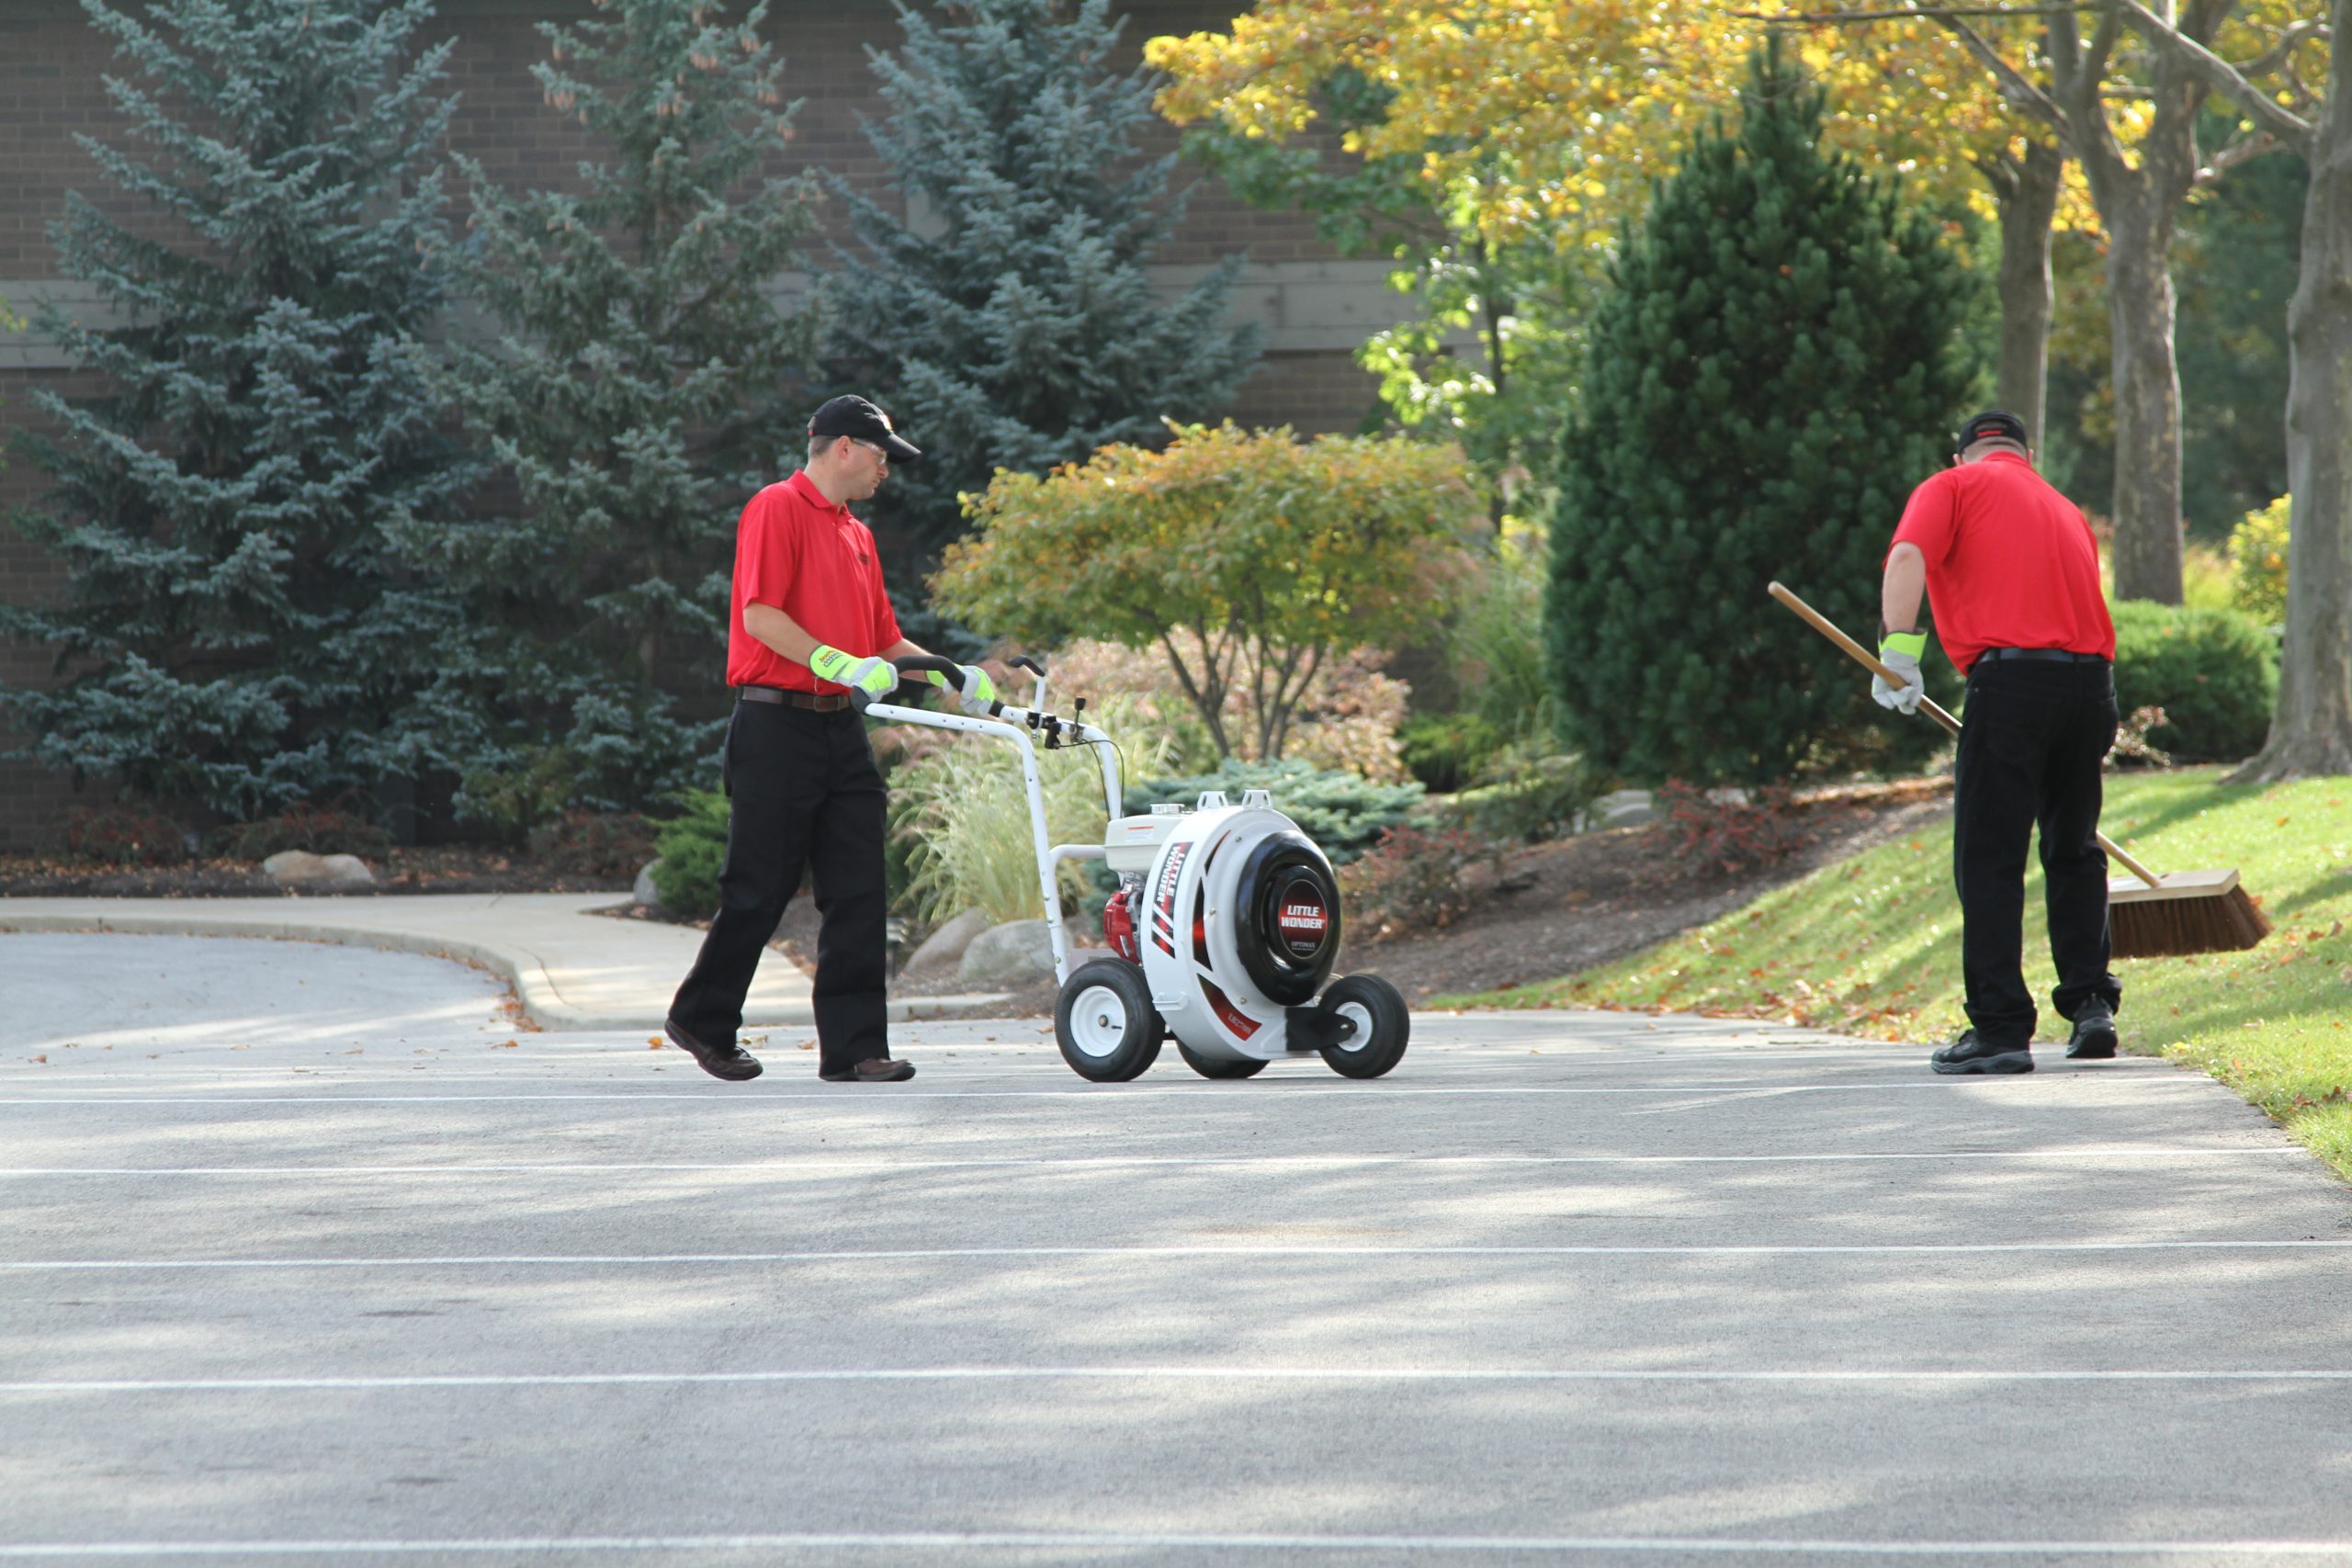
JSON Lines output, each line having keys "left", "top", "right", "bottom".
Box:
{"left": 2065, "top": 1000, "right": 2120, "bottom": 1060}
{"left": 665, "top": 1019, "right": 763, "bottom": 1081}
{"left": 819, "top": 1057, "right": 916, "bottom": 1083}
{"left": 1930, "top": 1029, "right": 2033, "bottom": 1075}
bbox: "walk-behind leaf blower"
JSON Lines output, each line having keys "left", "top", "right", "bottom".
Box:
{"left": 855, "top": 656, "right": 1410, "bottom": 1083}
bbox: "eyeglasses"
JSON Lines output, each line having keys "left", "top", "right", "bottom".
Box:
{"left": 849, "top": 437, "right": 889, "bottom": 466}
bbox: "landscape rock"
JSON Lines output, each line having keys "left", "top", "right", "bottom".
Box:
{"left": 957, "top": 919, "right": 1057, "bottom": 989}
{"left": 263, "top": 851, "right": 374, "bottom": 891}
{"left": 633, "top": 859, "right": 663, "bottom": 911}
{"left": 903, "top": 908, "right": 991, "bottom": 978}
{"left": 1593, "top": 789, "right": 1658, "bottom": 829}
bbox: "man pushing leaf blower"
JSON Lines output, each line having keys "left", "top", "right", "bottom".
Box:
{"left": 1775, "top": 411, "right": 2261, "bottom": 1078}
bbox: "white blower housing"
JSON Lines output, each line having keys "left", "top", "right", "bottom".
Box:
{"left": 856, "top": 656, "right": 1408, "bottom": 1083}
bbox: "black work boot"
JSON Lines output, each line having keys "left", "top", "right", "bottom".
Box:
{"left": 1930, "top": 1029, "right": 2034, "bottom": 1075}
{"left": 2065, "top": 999, "right": 2120, "bottom": 1060}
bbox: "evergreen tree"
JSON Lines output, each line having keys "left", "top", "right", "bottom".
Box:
{"left": 826, "top": 0, "right": 1261, "bottom": 567}
{"left": 1, "top": 0, "right": 469, "bottom": 820}
{"left": 1544, "top": 42, "right": 1979, "bottom": 785}
{"left": 404, "top": 0, "right": 823, "bottom": 825}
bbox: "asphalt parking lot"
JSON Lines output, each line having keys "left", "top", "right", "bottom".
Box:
{"left": 6, "top": 932, "right": 2352, "bottom": 1565}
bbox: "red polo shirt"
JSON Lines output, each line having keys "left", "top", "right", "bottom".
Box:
{"left": 1889, "top": 451, "right": 2114, "bottom": 673}
{"left": 727, "top": 470, "right": 901, "bottom": 692}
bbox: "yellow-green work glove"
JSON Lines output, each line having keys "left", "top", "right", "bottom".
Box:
{"left": 808, "top": 644, "right": 897, "bottom": 698}
{"left": 923, "top": 662, "right": 998, "bottom": 716}
{"left": 1871, "top": 631, "right": 1928, "bottom": 715}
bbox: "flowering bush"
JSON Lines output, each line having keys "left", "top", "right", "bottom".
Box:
{"left": 210, "top": 798, "right": 390, "bottom": 861}
{"left": 1643, "top": 780, "right": 1814, "bottom": 878}
{"left": 2227, "top": 496, "right": 2290, "bottom": 624}
{"left": 526, "top": 809, "right": 658, "bottom": 879}
{"left": 41, "top": 805, "right": 192, "bottom": 867}
{"left": 1340, "top": 823, "right": 1492, "bottom": 941}
{"left": 2105, "top": 705, "right": 2173, "bottom": 771}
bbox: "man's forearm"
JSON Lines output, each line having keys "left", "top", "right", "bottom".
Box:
{"left": 1882, "top": 544, "right": 1927, "bottom": 636}
{"left": 741, "top": 604, "right": 933, "bottom": 672}
{"left": 741, "top": 602, "right": 822, "bottom": 666}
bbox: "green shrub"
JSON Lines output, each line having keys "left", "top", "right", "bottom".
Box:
{"left": 1448, "top": 525, "right": 1562, "bottom": 745}
{"left": 1124, "top": 758, "right": 1424, "bottom": 865}
{"left": 42, "top": 804, "right": 192, "bottom": 867}
{"left": 2109, "top": 602, "right": 2278, "bottom": 762}
{"left": 1544, "top": 44, "right": 1974, "bottom": 784}
{"left": 1441, "top": 745, "right": 1595, "bottom": 843}
{"left": 649, "top": 790, "right": 731, "bottom": 917}
{"left": 211, "top": 799, "right": 390, "bottom": 861}
{"left": 526, "top": 810, "right": 657, "bottom": 881}
{"left": 1399, "top": 712, "right": 1507, "bottom": 794}
{"left": 2227, "top": 496, "right": 2290, "bottom": 624}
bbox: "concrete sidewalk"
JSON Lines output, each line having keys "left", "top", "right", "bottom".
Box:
{"left": 0, "top": 894, "right": 1009, "bottom": 1031}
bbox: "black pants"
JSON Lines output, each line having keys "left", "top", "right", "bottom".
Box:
{"left": 1951, "top": 659, "right": 2123, "bottom": 1045}
{"left": 669, "top": 701, "right": 890, "bottom": 1075}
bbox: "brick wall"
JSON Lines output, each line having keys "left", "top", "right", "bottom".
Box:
{"left": 0, "top": 0, "right": 1383, "bottom": 848}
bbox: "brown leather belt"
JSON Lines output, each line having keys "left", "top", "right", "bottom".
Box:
{"left": 738, "top": 685, "right": 853, "bottom": 711}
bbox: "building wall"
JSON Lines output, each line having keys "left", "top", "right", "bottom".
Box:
{"left": 0, "top": 0, "right": 1392, "bottom": 847}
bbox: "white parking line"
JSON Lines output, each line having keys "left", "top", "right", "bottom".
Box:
{"left": 0, "top": 1081, "right": 2201, "bottom": 1104}
{"left": 1, "top": 1534, "right": 2349, "bottom": 1559}
{"left": 8, "top": 1366, "right": 2352, "bottom": 1395}
{"left": 6, "top": 1240, "right": 2346, "bottom": 1270}
{"left": 0, "top": 1148, "right": 2304, "bottom": 1177}
{"left": 1, "top": 1532, "right": 2348, "bottom": 1559}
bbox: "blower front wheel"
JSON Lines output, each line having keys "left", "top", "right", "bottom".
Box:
{"left": 1317, "top": 975, "right": 1409, "bottom": 1079}
{"left": 1177, "top": 1042, "right": 1268, "bottom": 1079}
{"left": 1055, "top": 958, "right": 1162, "bottom": 1082}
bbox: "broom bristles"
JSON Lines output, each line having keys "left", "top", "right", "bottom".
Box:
{"left": 2109, "top": 883, "right": 2270, "bottom": 960}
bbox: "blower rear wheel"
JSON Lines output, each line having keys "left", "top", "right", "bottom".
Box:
{"left": 1317, "top": 974, "right": 1409, "bottom": 1078}
{"left": 1055, "top": 959, "right": 1162, "bottom": 1082}
{"left": 1177, "top": 1042, "right": 1267, "bottom": 1079}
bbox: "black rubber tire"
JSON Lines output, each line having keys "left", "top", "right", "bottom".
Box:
{"left": 1177, "top": 1042, "right": 1268, "bottom": 1079}
{"left": 1317, "top": 974, "right": 1410, "bottom": 1078}
{"left": 1054, "top": 958, "right": 1162, "bottom": 1082}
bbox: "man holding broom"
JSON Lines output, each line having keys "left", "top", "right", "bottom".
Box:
{"left": 1873, "top": 411, "right": 2121, "bottom": 1075}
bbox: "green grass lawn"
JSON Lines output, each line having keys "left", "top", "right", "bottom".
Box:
{"left": 1438, "top": 768, "right": 2352, "bottom": 1179}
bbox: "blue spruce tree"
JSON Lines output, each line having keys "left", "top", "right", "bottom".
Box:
{"left": 1544, "top": 42, "right": 1979, "bottom": 785}
{"left": 828, "top": 0, "right": 1261, "bottom": 568}
{"left": 406, "top": 0, "right": 825, "bottom": 826}
{"left": 2, "top": 0, "right": 469, "bottom": 821}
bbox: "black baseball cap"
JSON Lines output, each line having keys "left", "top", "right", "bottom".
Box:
{"left": 809, "top": 395, "right": 920, "bottom": 463}
{"left": 1954, "top": 410, "right": 2030, "bottom": 455}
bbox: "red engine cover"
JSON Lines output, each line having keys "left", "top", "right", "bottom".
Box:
{"left": 1101, "top": 886, "right": 1140, "bottom": 962}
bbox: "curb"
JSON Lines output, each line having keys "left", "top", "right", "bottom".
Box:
{"left": 0, "top": 908, "right": 1014, "bottom": 1031}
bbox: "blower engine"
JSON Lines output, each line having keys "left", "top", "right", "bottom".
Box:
{"left": 852, "top": 654, "right": 1409, "bottom": 1084}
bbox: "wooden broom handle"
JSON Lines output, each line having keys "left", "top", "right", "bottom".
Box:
{"left": 1766, "top": 581, "right": 2166, "bottom": 888}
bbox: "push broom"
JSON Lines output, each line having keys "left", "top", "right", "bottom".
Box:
{"left": 1768, "top": 581, "right": 2268, "bottom": 958}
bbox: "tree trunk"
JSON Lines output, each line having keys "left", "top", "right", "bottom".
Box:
{"left": 2100, "top": 192, "right": 2188, "bottom": 604}
{"left": 2234, "top": 0, "right": 2352, "bottom": 781}
{"left": 2047, "top": 0, "right": 2220, "bottom": 606}
{"left": 1993, "top": 139, "right": 2064, "bottom": 446}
